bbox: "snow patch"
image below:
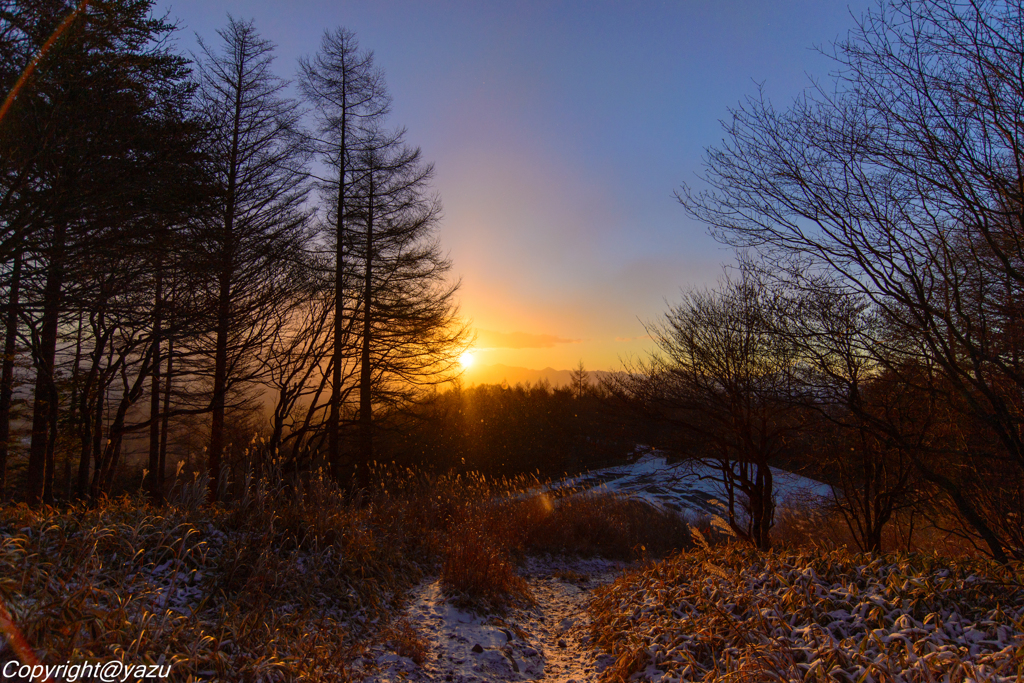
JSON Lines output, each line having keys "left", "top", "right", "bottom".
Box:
{"left": 355, "top": 556, "right": 628, "bottom": 683}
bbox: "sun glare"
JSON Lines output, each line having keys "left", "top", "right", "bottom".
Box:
{"left": 459, "top": 350, "right": 475, "bottom": 369}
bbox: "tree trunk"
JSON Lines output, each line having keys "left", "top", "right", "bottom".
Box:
{"left": 87, "top": 377, "right": 105, "bottom": 498}
{"left": 88, "top": 336, "right": 114, "bottom": 499}
{"left": 329, "top": 80, "right": 348, "bottom": 481}
{"left": 148, "top": 263, "right": 163, "bottom": 504}
{"left": 159, "top": 336, "right": 173, "bottom": 491}
{"left": 65, "top": 314, "right": 83, "bottom": 501}
{"left": 95, "top": 348, "right": 153, "bottom": 497}
{"left": 756, "top": 463, "right": 773, "bottom": 550}
{"left": 0, "top": 249, "right": 23, "bottom": 501}
{"left": 209, "top": 273, "right": 231, "bottom": 502}
{"left": 76, "top": 322, "right": 109, "bottom": 499}
{"left": 43, "top": 389, "right": 57, "bottom": 504}
{"left": 359, "top": 175, "right": 374, "bottom": 475}
{"left": 915, "top": 454, "right": 1009, "bottom": 563}
{"left": 208, "top": 66, "right": 243, "bottom": 504}
{"left": 28, "top": 223, "right": 66, "bottom": 506}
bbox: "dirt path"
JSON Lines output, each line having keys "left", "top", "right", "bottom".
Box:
{"left": 355, "top": 557, "right": 627, "bottom": 682}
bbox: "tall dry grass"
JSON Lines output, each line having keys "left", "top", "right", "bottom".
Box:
{"left": 590, "top": 541, "right": 1024, "bottom": 682}
{"left": 0, "top": 476, "right": 401, "bottom": 680}
{"left": 772, "top": 497, "right": 988, "bottom": 557}
{"left": 436, "top": 483, "right": 692, "bottom": 612}
{"left": 0, "top": 459, "right": 693, "bottom": 677}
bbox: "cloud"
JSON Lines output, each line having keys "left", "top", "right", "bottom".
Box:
{"left": 475, "top": 329, "right": 582, "bottom": 349}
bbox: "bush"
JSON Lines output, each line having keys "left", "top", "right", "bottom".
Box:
{"left": 437, "top": 488, "right": 692, "bottom": 611}
{"left": 440, "top": 519, "right": 533, "bottom": 613}
{"left": 527, "top": 491, "right": 691, "bottom": 559}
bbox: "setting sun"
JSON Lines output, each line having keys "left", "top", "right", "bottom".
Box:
{"left": 459, "top": 350, "right": 475, "bottom": 369}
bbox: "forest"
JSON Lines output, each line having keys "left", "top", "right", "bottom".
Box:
{"left": 0, "top": 1, "right": 475, "bottom": 507}
{"left": 2, "top": 1, "right": 1024, "bottom": 681}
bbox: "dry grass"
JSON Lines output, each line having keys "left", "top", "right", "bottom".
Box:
{"left": 9, "top": 456, "right": 1012, "bottom": 682}
{"left": 440, "top": 521, "right": 533, "bottom": 613}
{"left": 526, "top": 491, "right": 692, "bottom": 559}
{"left": 590, "top": 542, "right": 1024, "bottom": 682}
{"left": 381, "top": 618, "right": 429, "bottom": 666}
{"left": 772, "top": 498, "right": 988, "bottom": 557}
{"left": 436, "top": 484, "right": 692, "bottom": 612}
{"left": 0, "top": 464, "right": 460, "bottom": 680}
{"left": 0, "top": 460, "right": 694, "bottom": 678}
{"left": 0, "top": 482, "right": 389, "bottom": 680}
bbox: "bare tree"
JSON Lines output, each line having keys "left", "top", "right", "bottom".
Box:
{"left": 622, "top": 265, "right": 805, "bottom": 549}
{"left": 795, "top": 286, "right": 923, "bottom": 551}
{"left": 193, "top": 16, "right": 309, "bottom": 501}
{"left": 299, "top": 27, "right": 389, "bottom": 480}
{"left": 680, "top": 0, "right": 1024, "bottom": 561}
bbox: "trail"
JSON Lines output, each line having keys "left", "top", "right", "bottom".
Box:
{"left": 355, "top": 557, "right": 627, "bottom": 682}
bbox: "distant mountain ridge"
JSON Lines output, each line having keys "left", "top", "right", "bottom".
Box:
{"left": 459, "top": 363, "right": 616, "bottom": 388}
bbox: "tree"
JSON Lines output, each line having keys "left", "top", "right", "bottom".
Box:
{"left": 570, "top": 360, "right": 589, "bottom": 400}
{"left": 0, "top": 0, "right": 197, "bottom": 505}
{"left": 193, "top": 15, "right": 309, "bottom": 501}
{"left": 261, "top": 285, "right": 335, "bottom": 460}
{"left": 680, "top": 0, "right": 1024, "bottom": 560}
{"left": 621, "top": 265, "right": 806, "bottom": 549}
{"left": 347, "top": 135, "right": 467, "bottom": 471}
{"left": 788, "top": 283, "right": 923, "bottom": 552}
{"left": 299, "top": 27, "right": 389, "bottom": 480}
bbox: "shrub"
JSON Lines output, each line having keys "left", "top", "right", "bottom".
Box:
{"left": 440, "top": 517, "right": 533, "bottom": 613}
{"left": 526, "top": 491, "right": 692, "bottom": 559}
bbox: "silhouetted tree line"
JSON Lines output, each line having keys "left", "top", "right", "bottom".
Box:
{"left": 618, "top": 0, "right": 1024, "bottom": 561}
{"left": 0, "top": 1, "right": 466, "bottom": 505}
{"left": 380, "top": 379, "right": 653, "bottom": 479}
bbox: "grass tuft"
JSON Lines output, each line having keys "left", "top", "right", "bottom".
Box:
{"left": 440, "top": 514, "right": 534, "bottom": 613}
{"left": 590, "top": 542, "right": 1024, "bottom": 682}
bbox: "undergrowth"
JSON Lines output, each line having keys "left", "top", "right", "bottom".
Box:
{"left": 0, "top": 462, "right": 693, "bottom": 679}
{"left": 436, "top": 477, "right": 692, "bottom": 613}
{"left": 590, "top": 539, "right": 1024, "bottom": 682}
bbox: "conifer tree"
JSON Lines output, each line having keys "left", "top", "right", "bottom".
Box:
{"left": 194, "top": 15, "right": 309, "bottom": 501}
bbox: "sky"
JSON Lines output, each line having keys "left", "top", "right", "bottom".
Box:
{"left": 155, "top": 0, "right": 874, "bottom": 372}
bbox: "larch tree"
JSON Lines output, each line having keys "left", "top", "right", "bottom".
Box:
{"left": 570, "top": 361, "right": 589, "bottom": 400}
{"left": 0, "top": 0, "right": 195, "bottom": 505}
{"left": 299, "top": 27, "right": 389, "bottom": 480}
{"left": 193, "top": 15, "right": 309, "bottom": 501}
{"left": 347, "top": 134, "right": 467, "bottom": 471}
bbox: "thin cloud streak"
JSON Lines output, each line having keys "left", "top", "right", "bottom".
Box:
{"left": 475, "top": 329, "right": 582, "bottom": 350}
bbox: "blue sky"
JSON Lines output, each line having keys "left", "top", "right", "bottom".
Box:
{"left": 157, "top": 0, "right": 874, "bottom": 370}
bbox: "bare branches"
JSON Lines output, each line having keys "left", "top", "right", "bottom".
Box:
{"left": 681, "top": 0, "right": 1024, "bottom": 560}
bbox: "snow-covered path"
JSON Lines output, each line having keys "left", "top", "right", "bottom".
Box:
{"left": 355, "top": 557, "right": 627, "bottom": 682}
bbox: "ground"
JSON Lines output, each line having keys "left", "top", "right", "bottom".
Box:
{"left": 356, "top": 557, "right": 628, "bottom": 683}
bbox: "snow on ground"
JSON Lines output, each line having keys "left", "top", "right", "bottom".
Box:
{"left": 589, "top": 547, "right": 1024, "bottom": 682}
{"left": 556, "top": 449, "right": 830, "bottom": 517}
{"left": 354, "top": 557, "right": 629, "bottom": 683}
{"left": 351, "top": 454, "right": 833, "bottom": 682}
